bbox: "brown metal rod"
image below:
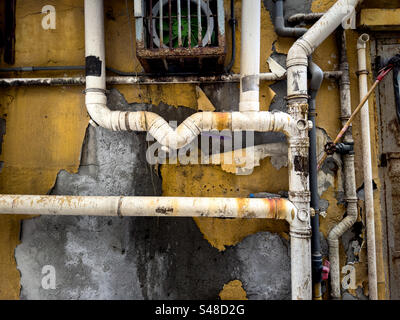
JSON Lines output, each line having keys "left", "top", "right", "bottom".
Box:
{"left": 317, "top": 79, "right": 379, "bottom": 170}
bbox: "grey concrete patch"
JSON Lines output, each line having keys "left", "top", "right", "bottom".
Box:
{"left": 15, "top": 89, "right": 292, "bottom": 300}
{"left": 234, "top": 232, "right": 291, "bottom": 300}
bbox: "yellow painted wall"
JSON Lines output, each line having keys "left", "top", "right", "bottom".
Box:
{"left": 0, "top": 0, "right": 389, "bottom": 299}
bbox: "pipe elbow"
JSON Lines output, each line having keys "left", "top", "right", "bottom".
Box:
{"left": 309, "top": 61, "right": 324, "bottom": 98}
{"left": 273, "top": 0, "right": 307, "bottom": 38}
{"left": 357, "top": 33, "right": 369, "bottom": 50}
{"left": 85, "top": 90, "right": 117, "bottom": 130}
{"left": 287, "top": 41, "right": 309, "bottom": 69}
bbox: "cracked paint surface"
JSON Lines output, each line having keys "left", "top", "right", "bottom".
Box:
{"left": 0, "top": 0, "right": 391, "bottom": 299}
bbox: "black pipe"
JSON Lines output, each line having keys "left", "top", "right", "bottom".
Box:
{"left": 308, "top": 59, "right": 324, "bottom": 291}
{"left": 272, "top": 0, "right": 323, "bottom": 298}
{"left": 273, "top": 0, "right": 307, "bottom": 38}
{"left": 225, "top": 0, "right": 236, "bottom": 73}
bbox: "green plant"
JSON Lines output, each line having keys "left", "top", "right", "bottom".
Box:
{"left": 157, "top": 5, "right": 216, "bottom": 48}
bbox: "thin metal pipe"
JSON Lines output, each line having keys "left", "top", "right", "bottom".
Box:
{"left": 327, "top": 28, "right": 358, "bottom": 300}
{"left": 0, "top": 72, "right": 349, "bottom": 87}
{"left": 0, "top": 66, "right": 85, "bottom": 72}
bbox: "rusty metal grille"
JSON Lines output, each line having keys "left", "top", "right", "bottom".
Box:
{"left": 135, "top": 0, "right": 225, "bottom": 73}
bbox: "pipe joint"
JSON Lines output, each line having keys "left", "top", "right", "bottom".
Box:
{"left": 288, "top": 136, "right": 310, "bottom": 149}
{"left": 290, "top": 225, "right": 312, "bottom": 239}
{"left": 288, "top": 191, "right": 311, "bottom": 203}
{"left": 287, "top": 40, "right": 313, "bottom": 67}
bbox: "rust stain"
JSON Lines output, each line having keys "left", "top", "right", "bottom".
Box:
{"left": 214, "top": 112, "right": 232, "bottom": 132}
{"left": 235, "top": 198, "right": 248, "bottom": 218}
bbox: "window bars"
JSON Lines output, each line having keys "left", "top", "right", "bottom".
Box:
{"left": 134, "top": 0, "right": 226, "bottom": 73}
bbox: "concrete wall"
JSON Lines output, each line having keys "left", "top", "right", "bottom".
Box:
{"left": 0, "top": 0, "right": 392, "bottom": 299}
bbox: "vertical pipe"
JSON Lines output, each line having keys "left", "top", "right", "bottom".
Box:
{"left": 187, "top": 0, "right": 191, "bottom": 47}
{"left": 272, "top": 0, "right": 317, "bottom": 299}
{"left": 239, "top": 0, "right": 260, "bottom": 112}
{"left": 84, "top": 0, "right": 106, "bottom": 99}
{"left": 357, "top": 33, "right": 378, "bottom": 300}
{"left": 328, "top": 29, "right": 358, "bottom": 299}
{"left": 177, "top": 0, "right": 182, "bottom": 47}
{"left": 134, "top": 0, "right": 144, "bottom": 48}
{"left": 287, "top": 42, "right": 311, "bottom": 302}
{"left": 308, "top": 60, "right": 324, "bottom": 300}
{"left": 285, "top": 0, "right": 361, "bottom": 299}
{"left": 287, "top": 103, "right": 312, "bottom": 300}
{"left": 84, "top": 0, "right": 111, "bottom": 130}
{"left": 197, "top": 0, "right": 202, "bottom": 46}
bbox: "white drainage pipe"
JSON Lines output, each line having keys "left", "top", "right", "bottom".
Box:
{"left": 239, "top": 0, "right": 261, "bottom": 112}
{"left": 0, "top": 195, "right": 297, "bottom": 220}
{"left": 357, "top": 33, "right": 378, "bottom": 300}
{"left": 285, "top": 0, "right": 360, "bottom": 300}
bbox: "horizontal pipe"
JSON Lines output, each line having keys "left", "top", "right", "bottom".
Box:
{"left": 0, "top": 194, "right": 297, "bottom": 221}
{"left": 88, "top": 110, "right": 298, "bottom": 149}
{"left": 0, "top": 72, "right": 343, "bottom": 87}
{"left": 287, "top": 13, "right": 324, "bottom": 24}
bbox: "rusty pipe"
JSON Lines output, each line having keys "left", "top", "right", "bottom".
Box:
{"left": 285, "top": 0, "right": 360, "bottom": 300}
{"left": 327, "top": 29, "right": 358, "bottom": 299}
{"left": 0, "top": 195, "right": 298, "bottom": 222}
{"left": 94, "top": 110, "right": 298, "bottom": 150}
